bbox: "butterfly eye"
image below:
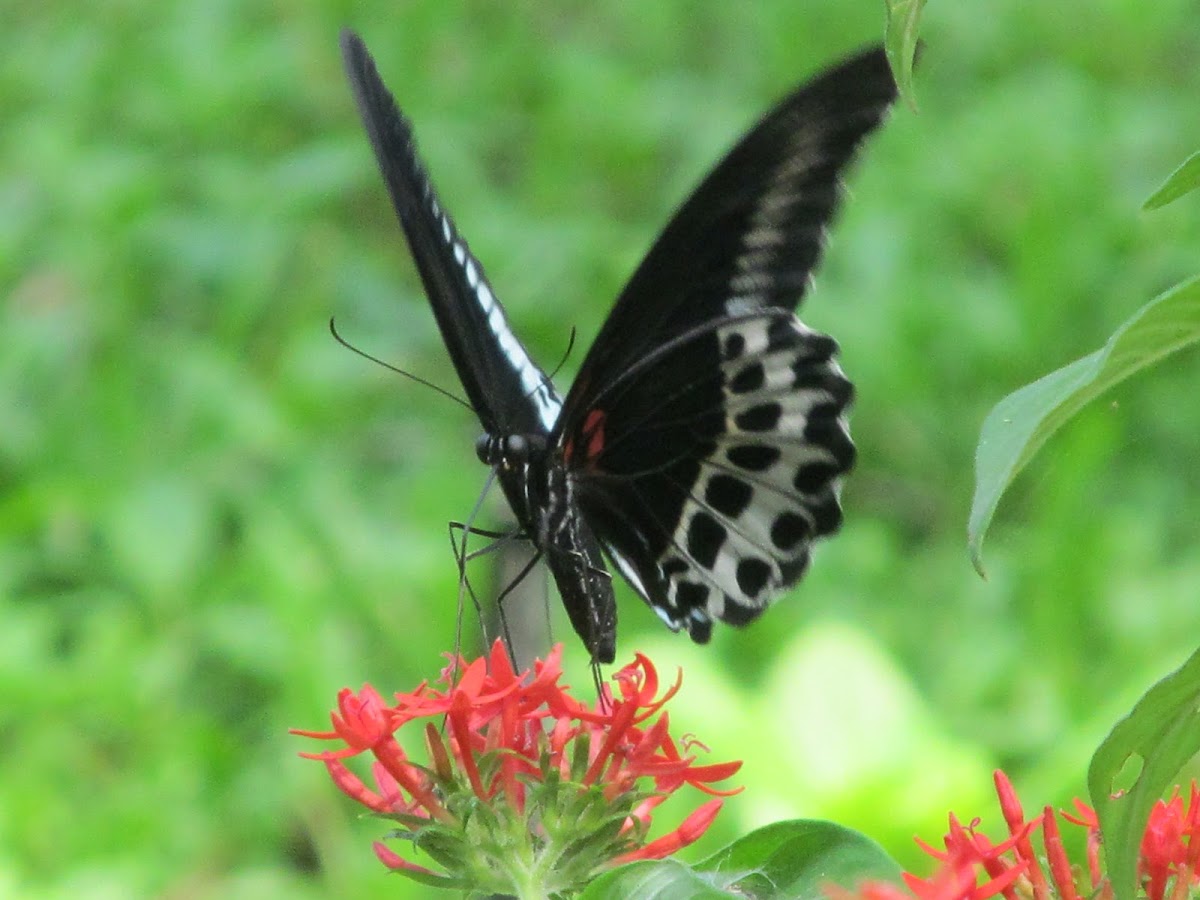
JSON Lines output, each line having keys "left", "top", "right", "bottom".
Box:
{"left": 504, "top": 434, "right": 529, "bottom": 460}
{"left": 475, "top": 433, "right": 495, "bottom": 465}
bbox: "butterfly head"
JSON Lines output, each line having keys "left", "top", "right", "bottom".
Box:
{"left": 475, "top": 432, "right": 549, "bottom": 471}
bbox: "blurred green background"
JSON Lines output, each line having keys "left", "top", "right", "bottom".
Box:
{"left": 5, "top": 1, "right": 1200, "bottom": 896}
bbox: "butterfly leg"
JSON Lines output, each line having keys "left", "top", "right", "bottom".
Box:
{"left": 448, "top": 521, "right": 524, "bottom": 543}
{"left": 448, "top": 519, "right": 552, "bottom": 668}
{"left": 563, "top": 547, "right": 612, "bottom": 582}
{"left": 492, "top": 546, "right": 546, "bottom": 669}
{"left": 446, "top": 521, "right": 488, "bottom": 669}
{"left": 446, "top": 520, "right": 527, "bottom": 655}
{"left": 543, "top": 527, "right": 615, "bottom": 584}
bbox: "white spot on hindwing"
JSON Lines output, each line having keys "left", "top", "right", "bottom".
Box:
{"left": 652, "top": 313, "right": 851, "bottom": 630}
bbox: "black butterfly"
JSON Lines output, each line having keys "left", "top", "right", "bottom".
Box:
{"left": 340, "top": 30, "right": 897, "bottom": 664}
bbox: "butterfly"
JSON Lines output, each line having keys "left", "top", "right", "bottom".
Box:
{"left": 340, "top": 30, "right": 898, "bottom": 664}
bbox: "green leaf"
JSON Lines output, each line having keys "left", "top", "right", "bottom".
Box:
{"left": 1143, "top": 150, "right": 1200, "bottom": 211}
{"left": 968, "top": 274, "right": 1200, "bottom": 575}
{"left": 884, "top": 0, "right": 925, "bottom": 110}
{"left": 1088, "top": 646, "right": 1200, "bottom": 900}
{"left": 580, "top": 858, "right": 730, "bottom": 899}
{"left": 699, "top": 819, "right": 903, "bottom": 898}
{"left": 582, "top": 821, "right": 900, "bottom": 900}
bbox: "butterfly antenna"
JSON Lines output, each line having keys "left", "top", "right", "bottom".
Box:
{"left": 447, "top": 523, "right": 480, "bottom": 684}
{"left": 545, "top": 325, "right": 577, "bottom": 381}
{"left": 515, "top": 324, "right": 577, "bottom": 410}
{"left": 329, "top": 317, "right": 475, "bottom": 414}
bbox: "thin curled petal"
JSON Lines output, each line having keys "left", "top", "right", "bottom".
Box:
{"left": 373, "top": 841, "right": 443, "bottom": 877}
{"left": 322, "top": 758, "right": 391, "bottom": 813}
{"left": 616, "top": 799, "right": 724, "bottom": 862}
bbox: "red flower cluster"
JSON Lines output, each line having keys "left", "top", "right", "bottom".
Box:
{"left": 1135, "top": 784, "right": 1200, "bottom": 900}
{"left": 838, "top": 772, "right": 1200, "bottom": 900}
{"left": 293, "top": 641, "right": 741, "bottom": 893}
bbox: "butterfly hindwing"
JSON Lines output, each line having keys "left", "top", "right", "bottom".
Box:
{"left": 566, "top": 311, "right": 854, "bottom": 639}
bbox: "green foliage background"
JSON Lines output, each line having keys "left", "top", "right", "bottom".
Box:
{"left": 4, "top": 1, "right": 1200, "bottom": 896}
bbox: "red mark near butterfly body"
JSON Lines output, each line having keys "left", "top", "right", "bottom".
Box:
{"left": 564, "top": 409, "right": 607, "bottom": 469}
{"left": 583, "top": 409, "right": 606, "bottom": 463}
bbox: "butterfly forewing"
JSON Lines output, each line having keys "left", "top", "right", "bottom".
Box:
{"left": 342, "top": 31, "right": 618, "bottom": 662}
{"left": 340, "top": 31, "right": 560, "bottom": 436}
{"left": 553, "top": 46, "right": 898, "bottom": 425}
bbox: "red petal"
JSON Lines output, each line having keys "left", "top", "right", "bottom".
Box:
{"left": 685, "top": 760, "right": 744, "bottom": 786}
{"left": 582, "top": 700, "right": 638, "bottom": 786}
{"left": 1042, "top": 806, "right": 1079, "bottom": 900}
{"left": 333, "top": 684, "right": 394, "bottom": 748}
{"left": 447, "top": 691, "right": 487, "bottom": 799}
{"left": 373, "top": 841, "right": 441, "bottom": 876}
{"left": 373, "top": 740, "right": 452, "bottom": 822}
{"left": 487, "top": 638, "right": 517, "bottom": 687}
{"left": 323, "top": 758, "right": 390, "bottom": 813}
{"left": 616, "top": 798, "right": 724, "bottom": 863}
{"left": 994, "top": 771, "right": 1026, "bottom": 833}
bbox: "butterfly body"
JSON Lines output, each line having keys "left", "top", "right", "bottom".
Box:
{"left": 479, "top": 432, "right": 619, "bottom": 662}
{"left": 340, "top": 31, "right": 898, "bottom": 663}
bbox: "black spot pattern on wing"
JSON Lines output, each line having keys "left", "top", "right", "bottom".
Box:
{"left": 676, "top": 581, "right": 710, "bottom": 614}
{"left": 736, "top": 558, "right": 772, "bottom": 597}
{"left": 729, "top": 362, "right": 766, "bottom": 394}
{"left": 771, "top": 512, "right": 811, "bottom": 550}
{"left": 705, "top": 475, "right": 754, "bottom": 518}
{"left": 728, "top": 444, "right": 782, "bottom": 471}
{"left": 687, "top": 512, "right": 726, "bottom": 570}
{"left": 735, "top": 403, "right": 783, "bottom": 432}
{"left": 723, "top": 332, "right": 747, "bottom": 360}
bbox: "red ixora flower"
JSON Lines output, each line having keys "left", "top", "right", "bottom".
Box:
{"left": 292, "top": 640, "right": 741, "bottom": 897}
{"left": 837, "top": 772, "right": 1200, "bottom": 900}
